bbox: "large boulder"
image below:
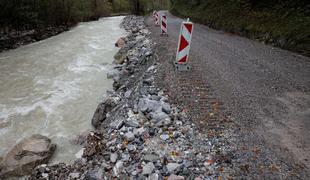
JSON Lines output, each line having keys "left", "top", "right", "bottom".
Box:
{"left": 0, "top": 134, "right": 56, "bottom": 178}
{"left": 115, "top": 37, "right": 126, "bottom": 48}
{"left": 91, "top": 97, "right": 117, "bottom": 128}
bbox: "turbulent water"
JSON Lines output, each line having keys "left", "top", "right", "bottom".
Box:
{"left": 0, "top": 16, "right": 126, "bottom": 164}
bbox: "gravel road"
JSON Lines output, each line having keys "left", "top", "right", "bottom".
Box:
{"left": 148, "top": 11, "right": 310, "bottom": 176}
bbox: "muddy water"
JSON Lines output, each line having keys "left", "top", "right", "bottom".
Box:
{"left": 0, "top": 16, "right": 126, "bottom": 164}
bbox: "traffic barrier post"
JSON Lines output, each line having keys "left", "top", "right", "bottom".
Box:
{"left": 175, "top": 19, "right": 194, "bottom": 71}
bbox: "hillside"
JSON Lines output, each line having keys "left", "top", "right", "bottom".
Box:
{"left": 170, "top": 0, "right": 310, "bottom": 56}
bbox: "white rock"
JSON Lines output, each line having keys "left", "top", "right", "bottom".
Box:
{"left": 75, "top": 148, "right": 84, "bottom": 159}
{"left": 142, "top": 162, "right": 155, "bottom": 175}
{"left": 166, "top": 163, "right": 181, "bottom": 172}
{"left": 110, "top": 153, "right": 118, "bottom": 163}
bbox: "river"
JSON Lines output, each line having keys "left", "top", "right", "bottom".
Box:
{"left": 0, "top": 16, "right": 126, "bottom": 164}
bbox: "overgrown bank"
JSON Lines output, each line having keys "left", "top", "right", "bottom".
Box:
{"left": 170, "top": 0, "right": 310, "bottom": 56}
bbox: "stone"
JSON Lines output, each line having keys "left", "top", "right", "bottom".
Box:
{"left": 155, "top": 118, "right": 172, "bottom": 127}
{"left": 124, "top": 90, "right": 132, "bottom": 98}
{"left": 150, "top": 111, "right": 170, "bottom": 124}
{"left": 69, "top": 172, "right": 80, "bottom": 179}
{"left": 125, "top": 119, "right": 140, "bottom": 128}
{"left": 0, "top": 134, "right": 56, "bottom": 178}
{"left": 92, "top": 98, "right": 116, "bottom": 128}
{"left": 75, "top": 148, "right": 84, "bottom": 159}
{"left": 114, "top": 51, "right": 127, "bottom": 64}
{"left": 107, "top": 70, "right": 119, "bottom": 79}
{"left": 168, "top": 174, "right": 185, "bottom": 180}
{"left": 115, "top": 37, "right": 126, "bottom": 48}
{"left": 125, "top": 132, "right": 135, "bottom": 141}
{"left": 113, "top": 161, "right": 123, "bottom": 177}
{"left": 85, "top": 167, "right": 104, "bottom": 180}
{"left": 147, "top": 173, "right": 159, "bottom": 180}
{"left": 138, "top": 98, "right": 162, "bottom": 113}
{"left": 160, "top": 134, "right": 170, "bottom": 141}
{"left": 166, "top": 163, "right": 181, "bottom": 173}
{"left": 143, "top": 154, "right": 160, "bottom": 162}
{"left": 110, "top": 153, "right": 118, "bottom": 163}
{"left": 110, "top": 118, "right": 125, "bottom": 130}
{"left": 162, "top": 103, "right": 171, "bottom": 114}
{"left": 127, "top": 144, "right": 136, "bottom": 151}
{"left": 142, "top": 162, "right": 155, "bottom": 175}
{"left": 133, "top": 127, "right": 146, "bottom": 136}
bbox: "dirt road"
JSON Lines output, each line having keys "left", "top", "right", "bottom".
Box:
{"left": 148, "top": 11, "right": 310, "bottom": 177}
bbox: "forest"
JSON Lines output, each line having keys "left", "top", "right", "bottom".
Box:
{"left": 0, "top": 0, "right": 169, "bottom": 33}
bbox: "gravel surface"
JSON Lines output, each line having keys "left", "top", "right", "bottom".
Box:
{"left": 148, "top": 11, "right": 310, "bottom": 179}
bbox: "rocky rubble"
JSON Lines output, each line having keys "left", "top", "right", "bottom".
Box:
{"left": 29, "top": 16, "right": 236, "bottom": 179}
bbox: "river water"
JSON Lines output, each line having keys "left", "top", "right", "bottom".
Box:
{"left": 0, "top": 16, "right": 125, "bottom": 164}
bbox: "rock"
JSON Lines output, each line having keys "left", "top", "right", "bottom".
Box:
{"left": 110, "top": 153, "right": 118, "bottom": 163}
{"left": 133, "top": 127, "right": 146, "bottom": 136}
{"left": 124, "top": 90, "right": 132, "bottom": 98}
{"left": 85, "top": 167, "right": 104, "bottom": 180}
{"left": 160, "top": 134, "right": 170, "bottom": 141}
{"left": 0, "top": 134, "right": 56, "bottom": 178}
{"left": 127, "top": 144, "right": 136, "bottom": 151}
{"left": 166, "top": 163, "right": 181, "bottom": 173}
{"left": 155, "top": 118, "right": 172, "bottom": 127}
{"left": 69, "top": 172, "right": 80, "bottom": 179}
{"left": 75, "top": 148, "right": 85, "bottom": 159}
{"left": 124, "top": 132, "right": 135, "bottom": 141}
{"left": 125, "top": 119, "right": 140, "bottom": 128}
{"left": 115, "top": 37, "right": 126, "bottom": 48}
{"left": 114, "top": 51, "right": 127, "bottom": 64}
{"left": 91, "top": 97, "right": 116, "bottom": 128}
{"left": 110, "top": 118, "right": 125, "bottom": 130}
{"left": 162, "top": 103, "right": 171, "bottom": 114}
{"left": 142, "top": 162, "right": 155, "bottom": 175}
{"left": 143, "top": 154, "right": 160, "bottom": 162}
{"left": 168, "top": 174, "right": 185, "bottom": 180}
{"left": 107, "top": 70, "right": 119, "bottom": 79}
{"left": 138, "top": 98, "right": 162, "bottom": 113}
{"left": 150, "top": 111, "right": 170, "bottom": 124}
{"left": 147, "top": 173, "right": 159, "bottom": 180}
{"left": 113, "top": 161, "right": 123, "bottom": 177}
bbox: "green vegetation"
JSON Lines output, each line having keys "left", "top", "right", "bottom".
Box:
{"left": 170, "top": 0, "right": 310, "bottom": 56}
{"left": 0, "top": 0, "right": 114, "bottom": 32}
{"left": 0, "top": 0, "right": 170, "bottom": 33}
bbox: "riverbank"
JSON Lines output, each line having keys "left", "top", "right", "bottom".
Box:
{"left": 0, "top": 26, "right": 69, "bottom": 52}
{"left": 170, "top": 1, "right": 310, "bottom": 57}
{"left": 7, "top": 13, "right": 305, "bottom": 179}
{"left": 25, "top": 16, "right": 236, "bottom": 179}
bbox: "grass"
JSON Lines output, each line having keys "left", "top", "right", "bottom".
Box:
{"left": 170, "top": 1, "right": 310, "bottom": 56}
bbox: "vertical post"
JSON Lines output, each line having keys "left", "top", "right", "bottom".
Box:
{"left": 175, "top": 20, "right": 194, "bottom": 71}
{"left": 160, "top": 13, "right": 167, "bottom": 35}
{"left": 155, "top": 12, "right": 160, "bottom": 26}
{"left": 153, "top": 10, "right": 157, "bottom": 24}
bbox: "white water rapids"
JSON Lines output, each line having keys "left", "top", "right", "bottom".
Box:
{"left": 0, "top": 16, "right": 126, "bottom": 164}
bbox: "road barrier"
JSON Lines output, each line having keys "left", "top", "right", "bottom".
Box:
{"left": 175, "top": 19, "right": 193, "bottom": 71}
{"left": 155, "top": 12, "right": 160, "bottom": 26}
{"left": 160, "top": 14, "right": 167, "bottom": 35}
{"left": 153, "top": 11, "right": 157, "bottom": 23}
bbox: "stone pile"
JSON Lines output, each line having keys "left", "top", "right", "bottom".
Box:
{"left": 29, "top": 16, "right": 235, "bottom": 180}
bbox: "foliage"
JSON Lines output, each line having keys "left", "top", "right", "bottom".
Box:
{"left": 0, "top": 0, "right": 113, "bottom": 31}
{"left": 170, "top": 0, "right": 310, "bottom": 56}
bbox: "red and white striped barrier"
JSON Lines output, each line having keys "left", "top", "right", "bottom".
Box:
{"left": 160, "top": 14, "right": 167, "bottom": 35}
{"left": 155, "top": 12, "right": 160, "bottom": 26}
{"left": 175, "top": 19, "right": 193, "bottom": 71}
{"left": 153, "top": 11, "right": 157, "bottom": 23}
